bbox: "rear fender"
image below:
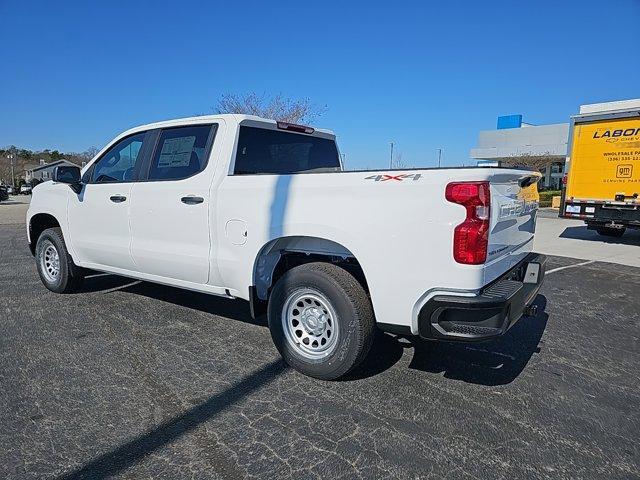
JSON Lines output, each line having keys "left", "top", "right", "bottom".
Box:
{"left": 252, "top": 236, "right": 355, "bottom": 300}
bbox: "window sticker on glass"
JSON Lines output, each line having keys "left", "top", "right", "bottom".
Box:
{"left": 158, "top": 136, "right": 196, "bottom": 168}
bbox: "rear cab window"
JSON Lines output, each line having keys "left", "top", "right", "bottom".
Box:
{"left": 233, "top": 126, "right": 340, "bottom": 175}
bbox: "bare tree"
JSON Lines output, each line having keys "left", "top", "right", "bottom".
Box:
{"left": 80, "top": 146, "right": 99, "bottom": 162}
{"left": 215, "top": 92, "right": 326, "bottom": 124}
{"left": 501, "top": 152, "right": 556, "bottom": 172}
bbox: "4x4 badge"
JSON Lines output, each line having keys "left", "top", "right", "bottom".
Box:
{"left": 365, "top": 173, "right": 422, "bottom": 182}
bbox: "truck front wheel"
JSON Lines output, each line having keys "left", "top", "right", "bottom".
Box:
{"left": 267, "top": 262, "right": 375, "bottom": 380}
{"left": 35, "top": 227, "right": 84, "bottom": 293}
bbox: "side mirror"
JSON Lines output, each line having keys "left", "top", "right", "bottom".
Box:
{"left": 53, "top": 165, "right": 82, "bottom": 193}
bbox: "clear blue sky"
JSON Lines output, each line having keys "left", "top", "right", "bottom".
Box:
{"left": 1, "top": 0, "right": 639, "bottom": 169}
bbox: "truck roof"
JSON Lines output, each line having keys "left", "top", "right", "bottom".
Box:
{"left": 118, "top": 114, "right": 335, "bottom": 139}
{"left": 578, "top": 99, "right": 640, "bottom": 115}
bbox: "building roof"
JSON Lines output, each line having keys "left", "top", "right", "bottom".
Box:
{"left": 27, "top": 159, "right": 79, "bottom": 173}
{"left": 470, "top": 122, "right": 569, "bottom": 161}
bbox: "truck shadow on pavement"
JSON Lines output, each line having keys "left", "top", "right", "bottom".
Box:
{"left": 78, "top": 273, "right": 265, "bottom": 327}
{"left": 349, "top": 295, "right": 549, "bottom": 386}
{"left": 560, "top": 226, "right": 640, "bottom": 245}
{"left": 78, "top": 275, "right": 548, "bottom": 386}
{"left": 124, "top": 281, "right": 266, "bottom": 326}
{"left": 407, "top": 295, "right": 548, "bottom": 386}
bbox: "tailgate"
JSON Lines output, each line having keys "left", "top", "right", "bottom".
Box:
{"left": 485, "top": 171, "right": 541, "bottom": 279}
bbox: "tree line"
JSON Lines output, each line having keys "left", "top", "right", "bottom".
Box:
{"left": 0, "top": 146, "right": 99, "bottom": 186}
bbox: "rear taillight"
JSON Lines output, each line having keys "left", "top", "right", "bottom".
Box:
{"left": 445, "top": 181, "right": 491, "bottom": 265}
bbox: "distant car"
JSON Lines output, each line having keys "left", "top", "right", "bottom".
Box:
{"left": 20, "top": 184, "right": 32, "bottom": 195}
{"left": 0, "top": 185, "right": 8, "bottom": 202}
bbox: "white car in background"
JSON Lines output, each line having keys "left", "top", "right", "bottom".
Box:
{"left": 26, "top": 114, "right": 546, "bottom": 379}
{"left": 20, "top": 184, "right": 32, "bottom": 195}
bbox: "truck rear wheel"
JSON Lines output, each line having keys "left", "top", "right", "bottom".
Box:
{"left": 267, "top": 262, "right": 375, "bottom": 380}
{"left": 596, "top": 226, "right": 625, "bottom": 238}
{"left": 35, "top": 227, "right": 84, "bottom": 293}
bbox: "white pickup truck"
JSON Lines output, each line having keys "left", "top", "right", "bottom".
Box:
{"left": 27, "top": 114, "right": 546, "bottom": 379}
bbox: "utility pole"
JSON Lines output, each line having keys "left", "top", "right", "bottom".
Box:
{"left": 8, "top": 153, "right": 15, "bottom": 188}
{"left": 437, "top": 148, "right": 442, "bottom": 168}
{"left": 389, "top": 142, "right": 394, "bottom": 169}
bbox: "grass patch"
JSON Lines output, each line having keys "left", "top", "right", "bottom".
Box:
{"left": 538, "top": 190, "right": 561, "bottom": 207}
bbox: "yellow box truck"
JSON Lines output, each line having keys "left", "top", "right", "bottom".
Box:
{"left": 561, "top": 100, "right": 640, "bottom": 237}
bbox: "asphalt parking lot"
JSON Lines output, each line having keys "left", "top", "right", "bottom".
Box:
{"left": 0, "top": 195, "right": 30, "bottom": 225}
{"left": 1, "top": 203, "right": 639, "bottom": 479}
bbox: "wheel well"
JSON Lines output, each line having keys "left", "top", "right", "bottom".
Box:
{"left": 250, "top": 249, "right": 369, "bottom": 320}
{"left": 252, "top": 237, "right": 369, "bottom": 304}
{"left": 29, "top": 213, "right": 60, "bottom": 255}
{"left": 271, "top": 252, "right": 368, "bottom": 294}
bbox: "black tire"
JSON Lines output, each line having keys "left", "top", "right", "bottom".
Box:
{"left": 596, "top": 227, "right": 625, "bottom": 237}
{"left": 35, "top": 227, "right": 84, "bottom": 293}
{"left": 267, "top": 262, "right": 375, "bottom": 380}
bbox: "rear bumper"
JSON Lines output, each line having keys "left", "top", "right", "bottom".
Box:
{"left": 562, "top": 200, "right": 640, "bottom": 229}
{"left": 418, "top": 253, "right": 547, "bottom": 342}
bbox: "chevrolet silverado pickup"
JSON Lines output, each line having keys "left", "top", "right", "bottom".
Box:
{"left": 27, "top": 114, "right": 546, "bottom": 379}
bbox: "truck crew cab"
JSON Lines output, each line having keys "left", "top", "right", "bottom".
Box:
{"left": 27, "top": 114, "right": 546, "bottom": 379}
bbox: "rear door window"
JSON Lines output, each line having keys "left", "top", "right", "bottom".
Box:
{"left": 233, "top": 126, "right": 340, "bottom": 175}
{"left": 147, "top": 125, "right": 216, "bottom": 181}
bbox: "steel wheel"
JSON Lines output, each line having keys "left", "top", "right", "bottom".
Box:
{"left": 268, "top": 262, "right": 376, "bottom": 379}
{"left": 40, "top": 240, "right": 60, "bottom": 283}
{"left": 281, "top": 288, "right": 339, "bottom": 360}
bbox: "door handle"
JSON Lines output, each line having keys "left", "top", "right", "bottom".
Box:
{"left": 110, "top": 195, "right": 127, "bottom": 203}
{"left": 181, "top": 196, "right": 204, "bottom": 205}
